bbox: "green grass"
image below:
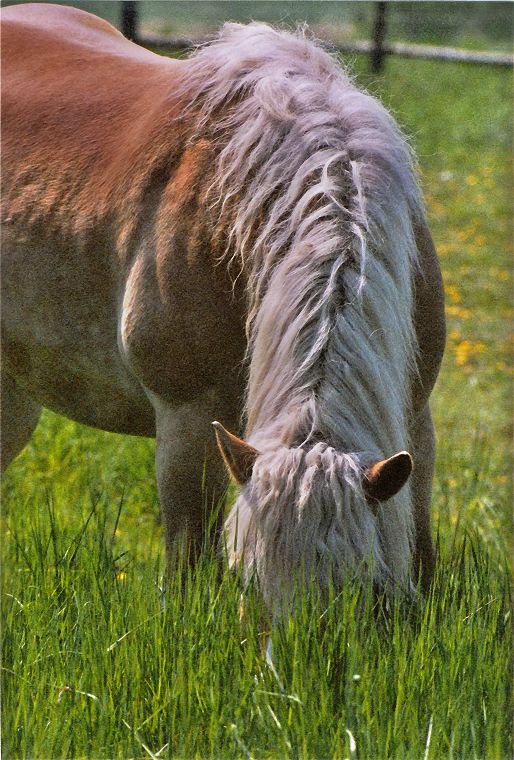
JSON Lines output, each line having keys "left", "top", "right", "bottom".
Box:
{"left": 2, "top": 55, "right": 512, "bottom": 758}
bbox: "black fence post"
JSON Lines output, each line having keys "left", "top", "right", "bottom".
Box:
{"left": 371, "top": 2, "right": 387, "bottom": 73}
{"left": 121, "top": 1, "right": 139, "bottom": 41}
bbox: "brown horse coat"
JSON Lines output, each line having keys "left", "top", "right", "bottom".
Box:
{"left": 1, "top": 4, "right": 445, "bottom": 593}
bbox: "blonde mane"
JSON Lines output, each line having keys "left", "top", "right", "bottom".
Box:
{"left": 181, "top": 23, "right": 425, "bottom": 602}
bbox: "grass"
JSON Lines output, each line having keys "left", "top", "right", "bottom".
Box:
{"left": 3, "top": 513, "right": 511, "bottom": 759}
{"left": 2, "top": 54, "right": 512, "bottom": 758}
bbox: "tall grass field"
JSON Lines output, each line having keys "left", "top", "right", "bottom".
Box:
{"left": 2, "top": 51, "right": 512, "bottom": 758}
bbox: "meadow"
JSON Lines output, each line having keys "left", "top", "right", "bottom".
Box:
{"left": 2, "top": 51, "right": 512, "bottom": 758}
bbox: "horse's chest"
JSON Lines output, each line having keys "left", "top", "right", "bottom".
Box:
{"left": 119, "top": 246, "right": 247, "bottom": 406}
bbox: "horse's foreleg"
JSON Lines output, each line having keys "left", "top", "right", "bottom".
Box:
{"left": 1, "top": 371, "right": 42, "bottom": 473}
{"left": 151, "top": 391, "right": 233, "bottom": 571}
{"left": 410, "top": 403, "right": 437, "bottom": 594}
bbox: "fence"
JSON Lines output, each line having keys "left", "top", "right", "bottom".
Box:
{"left": 121, "top": 1, "right": 514, "bottom": 71}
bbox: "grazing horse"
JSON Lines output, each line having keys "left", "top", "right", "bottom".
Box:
{"left": 1, "top": 5, "right": 445, "bottom": 608}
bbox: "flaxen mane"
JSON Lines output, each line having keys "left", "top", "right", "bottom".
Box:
{"left": 181, "top": 24, "right": 424, "bottom": 606}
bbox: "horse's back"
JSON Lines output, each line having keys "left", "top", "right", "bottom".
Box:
{"left": 1, "top": 2, "right": 181, "bottom": 202}
{"left": 1, "top": 2, "right": 158, "bottom": 62}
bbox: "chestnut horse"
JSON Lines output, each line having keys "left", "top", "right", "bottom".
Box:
{"left": 1, "top": 4, "right": 445, "bottom": 608}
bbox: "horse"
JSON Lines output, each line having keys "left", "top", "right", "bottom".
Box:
{"left": 1, "top": 4, "right": 445, "bottom": 611}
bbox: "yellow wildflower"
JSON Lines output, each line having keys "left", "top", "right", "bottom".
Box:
{"left": 445, "top": 284, "right": 461, "bottom": 304}
{"left": 446, "top": 305, "right": 471, "bottom": 319}
{"left": 455, "top": 339, "right": 486, "bottom": 366}
{"left": 455, "top": 340, "right": 472, "bottom": 366}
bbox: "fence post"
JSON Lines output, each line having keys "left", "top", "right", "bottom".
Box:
{"left": 121, "top": 1, "right": 139, "bottom": 41}
{"left": 370, "top": 2, "right": 387, "bottom": 73}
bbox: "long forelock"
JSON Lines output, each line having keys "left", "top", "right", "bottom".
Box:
{"left": 226, "top": 442, "right": 390, "bottom": 604}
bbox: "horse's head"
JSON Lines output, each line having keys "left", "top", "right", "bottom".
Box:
{"left": 213, "top": 421, "right": 412, "bottom": 615}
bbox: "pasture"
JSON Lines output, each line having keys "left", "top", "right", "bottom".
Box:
{"left": 2, "top": 49, "right": 512, "bottom": 759}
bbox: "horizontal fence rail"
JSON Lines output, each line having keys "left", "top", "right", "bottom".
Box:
{"left": 120, "top": 0, "right": 513, "bottom": 69}
{"left": 369, "top": 40, "right": 513, "bottom": 66}
{"left": 135, "top": 33, "right": 514, "bottom": 67}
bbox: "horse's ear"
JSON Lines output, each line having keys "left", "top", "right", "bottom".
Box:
{"left": 363, "top": 451, "right": 413, "bottom": 502}
{"left": 212, "top": 422, "right": 259, "bottom": 485}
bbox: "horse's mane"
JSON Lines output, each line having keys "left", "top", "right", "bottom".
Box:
{"left": 179, "top": 23, "right": 425, "bottom": 592}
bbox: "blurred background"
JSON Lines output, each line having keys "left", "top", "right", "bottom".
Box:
{"left": 4, "top": 1, "right": 514, "bottom": 54}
